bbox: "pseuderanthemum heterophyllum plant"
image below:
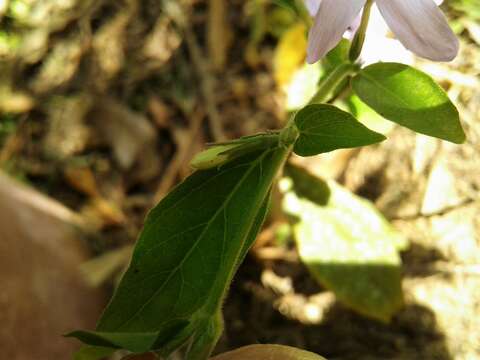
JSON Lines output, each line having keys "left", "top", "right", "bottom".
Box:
{"left": 68, "top": 1, "right": 465, "bottom": 359}
{"left": 305, "top": 0, "right": 459, "bottom": 63}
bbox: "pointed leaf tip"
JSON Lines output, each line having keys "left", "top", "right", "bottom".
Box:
{"left": 352, "top": 62, "right": 466, "bottom": 143}
{"left": 293, "top": 104, "right": 386, "bottom": 157}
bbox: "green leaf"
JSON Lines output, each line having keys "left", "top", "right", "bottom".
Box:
{"left": 352, "top": 62, "right": 466, "bottom": 143}
{"left": 345, "top": 94, "right": 395, "bottom": 135}
{"left": 190, "top": 144, "right": 243, "bottom": 170}
{"left": 284, "top": 165, "right": 330, "bottom": 205}
{"left": 293, "top": 104, "right": 386, "bottom": 157}
{"left": 69, "top": 147, "right": 289, "bottom": 358}
{"left": 282, "top": 166, "right": 406, "bottom": 322}
{"left": 191, "top": 133, "right": 280, "bottom": 170}
{"left": 67, "top": 330, "right": 167, "bottom": 353}
{"left": 73, "top": 346, "right": 116, "bottom": 360}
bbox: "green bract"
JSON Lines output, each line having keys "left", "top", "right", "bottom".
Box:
{"left": 352, "top": 62, "right": 466, "bottom": 144}
{"left": 69, "top": 147, "right": 290, "bottom": 359}
{"left": 190, "top": 144, "right": 241, "bottom": 170}
{"left": 293, "top": 104, "right": 386, "bottom": 156}
{"left": 191, "top": 133, "right": 280, "bottom": 170}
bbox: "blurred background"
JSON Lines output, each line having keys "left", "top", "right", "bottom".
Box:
{"left": 0, "top": 0, "right": 479, "bottom": 359}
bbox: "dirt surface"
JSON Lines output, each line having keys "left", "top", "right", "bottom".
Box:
{"left": 0, "top": 0, "right": 479, "bottom": 359}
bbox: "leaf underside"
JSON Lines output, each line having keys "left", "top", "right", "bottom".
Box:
{"left": 69, "top": 147, "right": 288, "bottom": 358}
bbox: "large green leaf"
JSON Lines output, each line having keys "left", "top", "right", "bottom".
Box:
{"left": 352, "top": 62, "right": 465, "bottom": 143}
{"left": 68, "top": 147, "right": 289, "bottom": 359}
{"left": 293, "top": 104, "right": 386, "bottom": 156}
{"left": 282, "top": 166, "right": 406, "bottom": 322}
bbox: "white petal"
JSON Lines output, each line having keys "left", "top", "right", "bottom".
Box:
{"left": 307, "top": 0, "right": 366, "bottom": 63}
{"left": 376, "top": 0, "right": 459, "bottom": 61}
{"left": 304, "top": 0, "right": 321, "bottom": 17}
{"left": 361, "top": 4, "right": 415, "bottom": 65}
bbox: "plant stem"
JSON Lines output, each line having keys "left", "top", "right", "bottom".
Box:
{"left": 308, "top": 62, "right": 358, "bottom": 105}
{"left": 349, "top": 0, "right": 374, "bottom": 62}
{"left": 281, "top": 60, "right": 358, "bottom": 143}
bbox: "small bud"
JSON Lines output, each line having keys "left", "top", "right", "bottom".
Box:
{"left": 190, "top": 144, "right": 240, "bottom": 170}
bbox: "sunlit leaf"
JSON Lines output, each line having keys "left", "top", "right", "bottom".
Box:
{"left": 69, "top": 147, "right": 289, "bottom": 359}
{"left": 293, "top": 104, "right": 386, "bottom": 156}
{"left": 352, "top": 62, "right": 466, "bottom": 143}
{"left": 210, "top": 344, "right": 327, "bottom": 360}
{"left": 283, "top": 166, "right": 406, "bottom": 322}
{"left": 346, "top": 94, "right": 395, "bottom": 135}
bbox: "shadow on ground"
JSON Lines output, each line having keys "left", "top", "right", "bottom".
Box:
{"left": 220, "top": 256, "right": 452, "bottom": 360}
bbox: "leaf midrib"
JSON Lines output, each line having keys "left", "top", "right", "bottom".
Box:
{"left": 115, "top": 149, "right": 273, "bottom": 330}
{"left": 358, "top": 72, "right": 411, "bottom": 109}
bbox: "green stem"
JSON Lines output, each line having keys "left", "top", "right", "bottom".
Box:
{"left": 280, "top": 61, "right": 358, "bottom": 142}
{"left": 349, "top": 0, "right": 373, "bottom": 62}
{"left": 308, "top": 62, "right": 358, "bottom": 105}
{"left": 296, "top": 0, "right": 313, "bottom": 28}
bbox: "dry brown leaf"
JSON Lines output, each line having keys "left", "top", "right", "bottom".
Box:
{"left": 0, "top": 86, "right": 35, "bottom": 113}
{"left": 43, "top": 95, "right": 92, "bottom": 159}
{"left": 30, "top": 33, "right": 89, "bottom": 94}
{"left": 91, "top": 11, "right": 131, "bottom": 91}
{"left": 143, "top": 17, "right": 182, "bottom": 64}
{"left": 81, "top": 197, "right": 126, "bottom": 228}
{"left": 91, "top": 97, "right": 158, "bottom": 170}
{"left": 63, "top": 165, "right": 99, "bottom": 197}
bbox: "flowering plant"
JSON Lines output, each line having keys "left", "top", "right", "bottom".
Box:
{"left": 69, "top": 1, "right": 465, "bottom": 359}
{"left": 306, "top": 0, "right": 459, "bottom": 63}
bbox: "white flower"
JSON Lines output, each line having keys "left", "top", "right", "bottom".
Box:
{"left": 306, "top": 0, "right": 459, "bottom": 63}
